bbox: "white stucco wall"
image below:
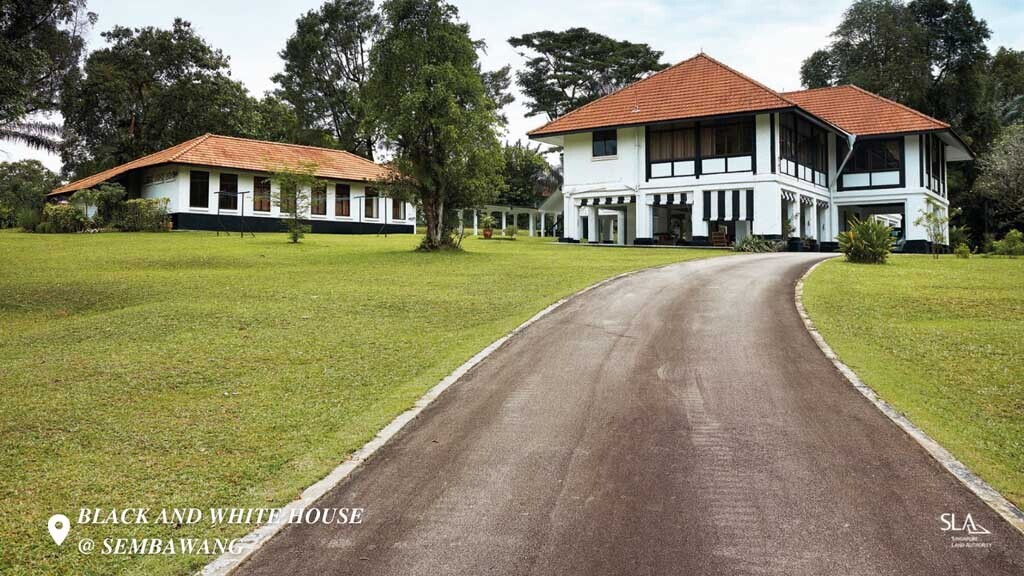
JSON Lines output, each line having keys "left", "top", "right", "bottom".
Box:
{"left": 156, "top": 165, "right": 416, "bottom": 228}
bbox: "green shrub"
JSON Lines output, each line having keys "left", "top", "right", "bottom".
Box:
{"left": 16, "top": 207, "right": 41, "bottom": 232}
{"left": 949, "top": 225, "right": 971, "bottom": 251}
{"left": 114, "top": 198, "right": 170, "bottom": 232}
{"left": 954, "top": 243, "right": 971, "bottom": 259}
{"left": 992, "top": 229, "right": 1024, "bottom": 257}
{"left": 42, "top": 203, "right": 86, "bottom": 233}
{"left": 733, "top": 235, "right": 783, "bottom": 253}
{"left": 504, "top": 225, "right": 518, "bottom": 238}
{"left": 982, "top": 232, "right": 997, "bottom": 254}
{"left": 837, "top": 217, "right": 894, "bottom": 264}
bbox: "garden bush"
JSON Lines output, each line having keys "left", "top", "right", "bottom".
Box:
{"left": 992, "top": 229, "right": 1024, "bottom": 257}
{"left": 16, "top": 207, "right": 41, "bottom": 232}
{"left": 837, "top": 217, "right": 894, "bottom": 264}
{"left": 504, "top": 225, "right": 518, "bottom": 239}
{"left": 42, "top": 203, "right": 87, "bottom": 233}
{"left": 954, "top": 243, "right": 971, "bottom": 259}
{"left": 113, "top": 198, "right": 170, "bottom": 232}
{"left": 733, "top": 235, "right": 784, "bottom": 253}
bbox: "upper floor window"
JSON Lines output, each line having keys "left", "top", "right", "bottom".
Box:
{"left": 592, "top": 129, "right": 617, "bottom": 158}
{"left": 189, "top": 171, "right": 209, "bottom": 208}
{"left": 648, "top": 123, "right": 696, "bottom": 178}
{"left": 780, "top": 113, "right": 828, "bottom": 186}
{"left": 364, "top": 187, "right": 378, "bottom": 219}
{"left": 838, "top": 138, "right": 903, "bottom": 189}
{"left": 336, "top": 184, "right": 351, "bottom": 217}
{"left": 700, "top": 118, "right": 754, "bottom": 174}
{"left": 701, "top": 120, "right": 753, "bottom": 157}
{"left": 253, "top": 177, "right": 271, "bottom": 212}
{"left": 924, "top": 134, "right": 946, "bottom": 197}
{"left": 311, "top": 184, "right": 327, "bottom": 216}
{"left": 218, "top": 173, "right": 238, "bottom": 211}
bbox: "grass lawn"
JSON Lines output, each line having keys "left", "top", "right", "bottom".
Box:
{"left": 803, "top": 255, "right": 1024, "bottom": 509}
{"left": 0, "top": 231, "right": 725, "bottom": 575}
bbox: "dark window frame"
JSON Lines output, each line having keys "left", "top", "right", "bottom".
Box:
{"left": 646, "top": 122, "right": 697, "bottom": 179}
{"left": 253, "top": 176, "right": 271, "bottom": 212}
{"left": 837, "top": 137, "right": 905, "bottom": 190}
{"left": 335, "top": 184, "right": 351, "bottom": 217}
{"left": 279, "top": 183, "right": 297, "bottom": 214}
{"left": 311, "top": 184, "right": 327, "bottom": 216}
{"left": 592, "top": 129, "right": 618, "bottom": 158}
{"left": 699, "top": 118, "right": 755, "bottom": 175}
{"left": 364, "top": 187, "right": 378, "bottom": 219}
{"left": 392, "top": 198, "right": 406, "bottom": 220}
{"left": 189, "top": 170, "right": 210, "bottom": 209}
{"left": 779, "top": 113, "right": 828, "bottom": 186}
{"left": 218, "top": 173, "right": 239, "bottom": 211}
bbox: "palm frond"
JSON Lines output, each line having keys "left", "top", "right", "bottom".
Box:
{"left": 0, "top": 120, "right": 63, "bottom": 153}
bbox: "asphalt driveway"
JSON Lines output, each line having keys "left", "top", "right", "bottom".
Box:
{"left": 235, "top": 253, "right": 1024, "bottom": 576}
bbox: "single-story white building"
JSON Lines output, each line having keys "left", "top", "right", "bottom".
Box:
{"left": 50, "top": 134, "right": 417, "bottom": 234}
{"left": 528, "top": 53, "right": 973, "bottom": 252}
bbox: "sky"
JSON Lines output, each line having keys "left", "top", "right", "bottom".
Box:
{"left": 3, "top": 0, "right": 1023, "bottom": 173}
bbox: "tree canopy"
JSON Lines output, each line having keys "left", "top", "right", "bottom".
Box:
{"left": 0, "top": 160, "right": 59, "bottom": 227}
{"left": 800, "top": 0, "right": 994, "bottom": 147}
{"left": 368, "top": 0, "right": 504, "bottom": 250}
{"left": 500, "top": 142, "right": 560, "bottom": 208}
{"left": 273, "top": 0, "right": 379, "bottom": 158}
{"left": 974, "top": 125, "right": 1024, "bottom": 235}
{"left": 0, "top": 0, "right": 93, "bottom": 151}
{"left": 509, "top": 28, "right": 668, "bottom": 120}
{"left": 58, "top": 19, "right": 278, "bottom": 179}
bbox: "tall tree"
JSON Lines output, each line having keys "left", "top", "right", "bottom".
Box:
{"left": 0, "top": 159, "right": 59, "bottom": 227}
{"left": 0, "top": 0, "right": 93, "bottom": 152}
{"left": 500, "top": 142, "right": 560, "bottom": 207}
{"left": 974, "top": 125, "right": 1024, "bottom": 235}
{"left": 509, "top": 28, "right": 668, "bottom": 120}
{"left": 368, "top": 0, "right": 504, "bottom": 250}
{"left": 274, "top": 0, "right": 379, "bottom": 158}
{"left": 59, "top": 19, "right": 260, "bottom": 178}
{"left": 799, "top": 0, "right": 993, "bottom": 146}
{"left": 990, "top": 48, "right": 1024, "bottom": 125}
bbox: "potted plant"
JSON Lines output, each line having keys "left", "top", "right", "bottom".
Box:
{"left": 480, "top": 214, "right": 496, "bottom": 239}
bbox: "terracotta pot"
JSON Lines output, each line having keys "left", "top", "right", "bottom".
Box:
{"left": 483, "top": 228, "right": 493, "bottom": 239}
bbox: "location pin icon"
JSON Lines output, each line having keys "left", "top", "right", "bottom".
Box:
{"left": 48, "top": 514, "right": 70, "bottom": 546}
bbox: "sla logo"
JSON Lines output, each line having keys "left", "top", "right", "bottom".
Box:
{"left": 940, "top": 513, "right": 991, "bottom": 536}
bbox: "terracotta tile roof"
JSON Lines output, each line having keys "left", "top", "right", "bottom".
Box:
{"left": 782, "top": 85, "right": 949, "bottom": 136}
{"left": 528, "top": 54, "right": 796, "bottom": 137}
{"left": 51, "top": 134, "right": 392, "bottom": 195}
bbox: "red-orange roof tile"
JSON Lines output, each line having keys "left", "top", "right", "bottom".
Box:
{"left": 528, "top": 54, "right": 796, "bottom": 137}
{"left": 782, "top": 85, "right": 948, "bottom": 136}
{"left": 52, "top": 134, "right": 391, "bottom": 195}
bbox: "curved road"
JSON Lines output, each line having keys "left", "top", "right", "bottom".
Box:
{"left": 237, "top": 253, "right": 1024, "bottom": 576}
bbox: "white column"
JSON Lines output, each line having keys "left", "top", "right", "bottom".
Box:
{"left": 806, "top": 203, "right": 818, "bottom": 241}
{"left": 691, "top": 191, "right": 708, "bottom": 240}
{"left": 616, "top": 211, "right": 626, "bottom": 245}
{"left": 472, "top": 210, "right": 478, "bottom": 235}
{"left": 501, "top": 211, "right": 507, "bottom": 232}
{"left": 528, "top": 212, "right": 535, "bottom": 236}
{"left": 587, "top": 206, "right": 599, "bottom": 243}
{"left": 457, "top": 209, "right": 464, "bottom": 233}
{"left": 788, "top": 200, "right": 800, "bottom": 239}
{"left": 540, "top": 212, "right": 546, "bottom": 237}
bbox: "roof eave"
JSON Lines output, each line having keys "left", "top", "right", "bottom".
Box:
{"left": 527, "top": 105, "right": 801, "bottom": 140}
